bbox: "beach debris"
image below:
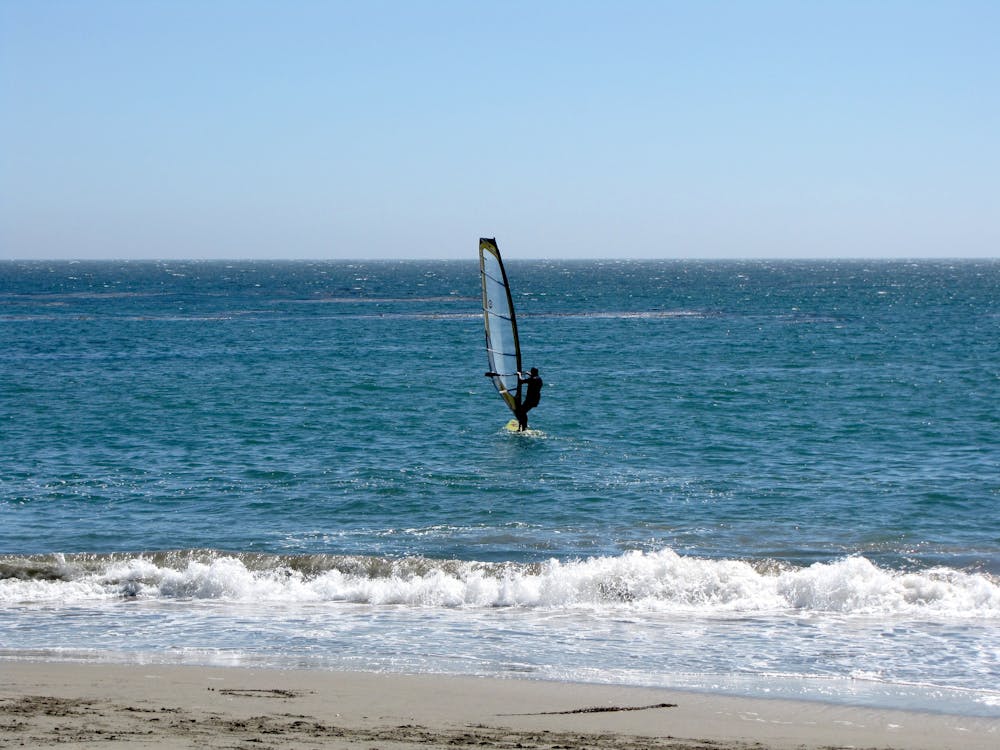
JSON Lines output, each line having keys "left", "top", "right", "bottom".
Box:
{"left": 501, "top": 702, "right": 677, "bottom": 716}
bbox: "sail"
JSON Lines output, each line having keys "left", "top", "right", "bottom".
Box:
{"left": 479, "top": 237, "right": 522, "bottom": 415}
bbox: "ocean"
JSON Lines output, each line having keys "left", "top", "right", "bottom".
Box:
{"left": 1, "top": 258, "right": 998, "bottom": 716}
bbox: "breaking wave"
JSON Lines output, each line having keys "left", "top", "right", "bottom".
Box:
{"left": 2, "top": 549, "right": 998, "bottom": 617}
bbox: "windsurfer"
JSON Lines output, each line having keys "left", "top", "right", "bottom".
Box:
{"left": 515, "top": 367, "right": 543, "bottom": 431}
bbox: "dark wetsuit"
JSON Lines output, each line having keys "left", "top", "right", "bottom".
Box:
{"left": 515, "top": 373, "right": 543, "bottom": 431}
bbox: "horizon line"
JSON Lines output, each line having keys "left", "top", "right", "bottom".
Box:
{"left": 2, "top": 256, "right": 997, "bottom": 263}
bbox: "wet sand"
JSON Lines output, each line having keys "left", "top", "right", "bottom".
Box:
{"left": 1, "top": 661, "right": 996, "bottom": 749}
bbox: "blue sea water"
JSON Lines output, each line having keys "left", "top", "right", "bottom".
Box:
{"left": 1, "top": 258, "right": 998, "bottom": 716}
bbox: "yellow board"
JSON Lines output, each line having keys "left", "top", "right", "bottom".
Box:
{"left": 504, "top": 419, "right": 543, "bottom": 436}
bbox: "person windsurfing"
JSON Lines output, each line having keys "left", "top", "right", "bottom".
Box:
{"left": 515, "top": 367, "right": 543, "bottom": 431}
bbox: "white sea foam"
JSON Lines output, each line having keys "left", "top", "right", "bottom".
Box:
{"left": 3, "top": 549, "right": 998, "bottom": 618}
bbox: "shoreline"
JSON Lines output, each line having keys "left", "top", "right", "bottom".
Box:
{"left": 1, "top": 661, "right": 997, "bottom": 749}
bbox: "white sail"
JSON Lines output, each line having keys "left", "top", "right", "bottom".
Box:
{"left": 479, "top": 237, "right": 522, "bottom": 415}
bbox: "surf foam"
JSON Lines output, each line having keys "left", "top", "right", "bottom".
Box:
{"left": 1, "top": 549, "right": 997, "bottom": 617}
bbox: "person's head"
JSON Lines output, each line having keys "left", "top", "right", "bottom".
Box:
{"left": 530, "top": 367, "right": 538, "bottom": 376}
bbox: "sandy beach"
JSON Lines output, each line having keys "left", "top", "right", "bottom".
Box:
{"left": 0, "top": 661, "right": 995, "bottom": 749}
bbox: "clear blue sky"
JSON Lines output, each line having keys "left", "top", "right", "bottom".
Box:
{"left": 1, "top": 0, "right": 997, "bottom": 259}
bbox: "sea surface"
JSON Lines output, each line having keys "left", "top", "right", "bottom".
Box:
{"left": 1, "top": 258, "right": 998, "bottom": 716}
